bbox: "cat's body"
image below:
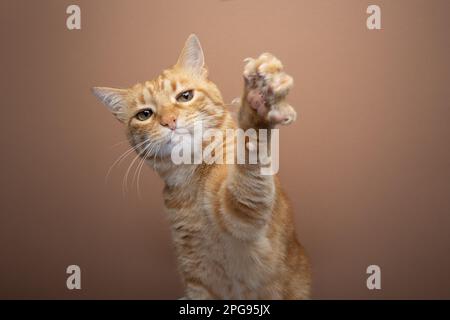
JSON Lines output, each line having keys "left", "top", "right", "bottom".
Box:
{"left": 93, "top": 35, "right": 311, "bottom": 299}
{"left": 162, "top": 163, "right": 310, "bottom": 299}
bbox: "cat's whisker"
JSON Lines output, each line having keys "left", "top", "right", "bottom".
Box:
{"left": 132, "top": 144, "right": 150, "bottom": 188}
{"left": 153, "top": 143, "right": 162, "bottom": 162}
{"left": 135, "top": 152, "right": 149, "bottom": 199}
{"left": 132, "top": 141, "right": 157, "bottom": 191}
{"left": 105, "top": 139, "right": 150, "bottom": 184}
{"left": 158, "top": 142, "right": 165, "bottom": 161}
{"left": 130, "top": 137, "right": 165, "bottom": 197}
{"left": 109, "top": 139, "right": 131, "bottom": 149}
{"left": 132, "top": 144, "right": 148, "bottom": 187}
{"left": 122, "top": 142, "right": 151, "bottom": 196}
{"left": 135, "top": 143, "right": 156, "bottom": 199}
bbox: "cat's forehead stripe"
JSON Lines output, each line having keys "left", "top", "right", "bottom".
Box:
{"left": 138, "top": 75, "right": 184, "bottom": 103}
{"left": 163, "top": 79, "right": 171, "bottom": 91}
{"left": 147, "top": 83, "right": 155, "bottom": 96}
{"left": 142, "top": 87, "right": 152, "bottom": 104}
{"left": 158, "top": 77, "right": 164, "bottom": 91}
{"left": 171, "top": 80, "right": 177, "bottom": 91}
{"left": 136, "top": 95, "right": 145, "bottom": 105}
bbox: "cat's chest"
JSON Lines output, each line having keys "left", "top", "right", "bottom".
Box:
{"left": 167, "top": 205, "right": 274, "bottom": 297}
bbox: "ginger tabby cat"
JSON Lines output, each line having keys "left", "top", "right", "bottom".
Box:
{"left": 92, "top": 35, "right": 311, "bottom": 299}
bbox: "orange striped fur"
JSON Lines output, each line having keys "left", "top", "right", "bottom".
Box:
{"left": 92, "top": 35, "right": 310, "bottom": 299}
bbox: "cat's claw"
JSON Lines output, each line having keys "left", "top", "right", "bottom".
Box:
{"left": 243, "top": 53, "right": 296, "bottom": 126}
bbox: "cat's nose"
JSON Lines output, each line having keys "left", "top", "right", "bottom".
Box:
{"left": 160, "top": 114, "right": 177, "bottom": 130}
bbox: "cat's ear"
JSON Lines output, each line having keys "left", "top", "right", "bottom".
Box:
{"left": 176, "top": 34, "right": 205, "bottom": 75}
{"left": 91, "top": 87, "right": 129, "bottom": 122}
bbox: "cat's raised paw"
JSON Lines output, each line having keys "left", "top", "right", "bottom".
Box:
{"left": 243, "top": 53, "right": 296, "bottom": 126}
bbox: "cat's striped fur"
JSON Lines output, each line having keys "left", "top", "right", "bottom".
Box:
{"left": 92, "top": 35, "right": 311, "bottom": 299}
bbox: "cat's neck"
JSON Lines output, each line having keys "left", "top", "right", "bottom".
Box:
{"left": 159, "top": 163, "right": 197, "bottom": 187}
{"left": 149, "top": 158, "right": 210, "bottom": 189}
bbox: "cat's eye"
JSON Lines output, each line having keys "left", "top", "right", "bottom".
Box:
{"left": 176, "top": 90, "right": 194, "bottom": 102}
{"left": 135, "top": 109, "right": 153, "bottom": 121}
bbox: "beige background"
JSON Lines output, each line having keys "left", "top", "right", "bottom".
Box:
{"left": 1, "top": 0, "right": 449, "bottom": 299}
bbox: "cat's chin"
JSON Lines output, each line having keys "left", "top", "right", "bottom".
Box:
{"left": 149, "top": 131, "right": 202, "bottom": 164}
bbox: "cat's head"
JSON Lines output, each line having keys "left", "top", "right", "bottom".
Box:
{"left": 92, "top": 34, "right": 226, "bottom": 159}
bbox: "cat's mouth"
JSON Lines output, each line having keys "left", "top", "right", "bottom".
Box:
{"left": 173, "top": 127, "right": 191, "bottom": 134}
{"left": 164, "top": 119, "right": 214, "bottom": 148}
{"left": 167, "top": 127, "right": 193, "bottom": 144}
{"left": 169, "top": 127, "right": 192, "bottom": 139}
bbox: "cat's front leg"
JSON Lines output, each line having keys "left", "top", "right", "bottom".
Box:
{"left": 220, "top": 53, "right": 296, "bottom": 241}
{"left": 239, "top": 53, "right": 297, "bottom": 130}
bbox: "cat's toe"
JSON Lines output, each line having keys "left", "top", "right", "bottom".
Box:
{"left": 243, "top": 53, "right": 296, "bottom": 126}
{"left": 243, "top": 53, "right": 283, "bottom": 85}
{"left": 269, "top": 72, "right": 293, "bottom": 99}
{"left": 244, "top": 53, "right": 293, "bottom": 100}
{"left": 268, "top": 102, "right": 297, "bottom": 125}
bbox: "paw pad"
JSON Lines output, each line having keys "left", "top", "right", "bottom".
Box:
{"left": 243, "top": 53, "right": 296, "bottom": 125}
